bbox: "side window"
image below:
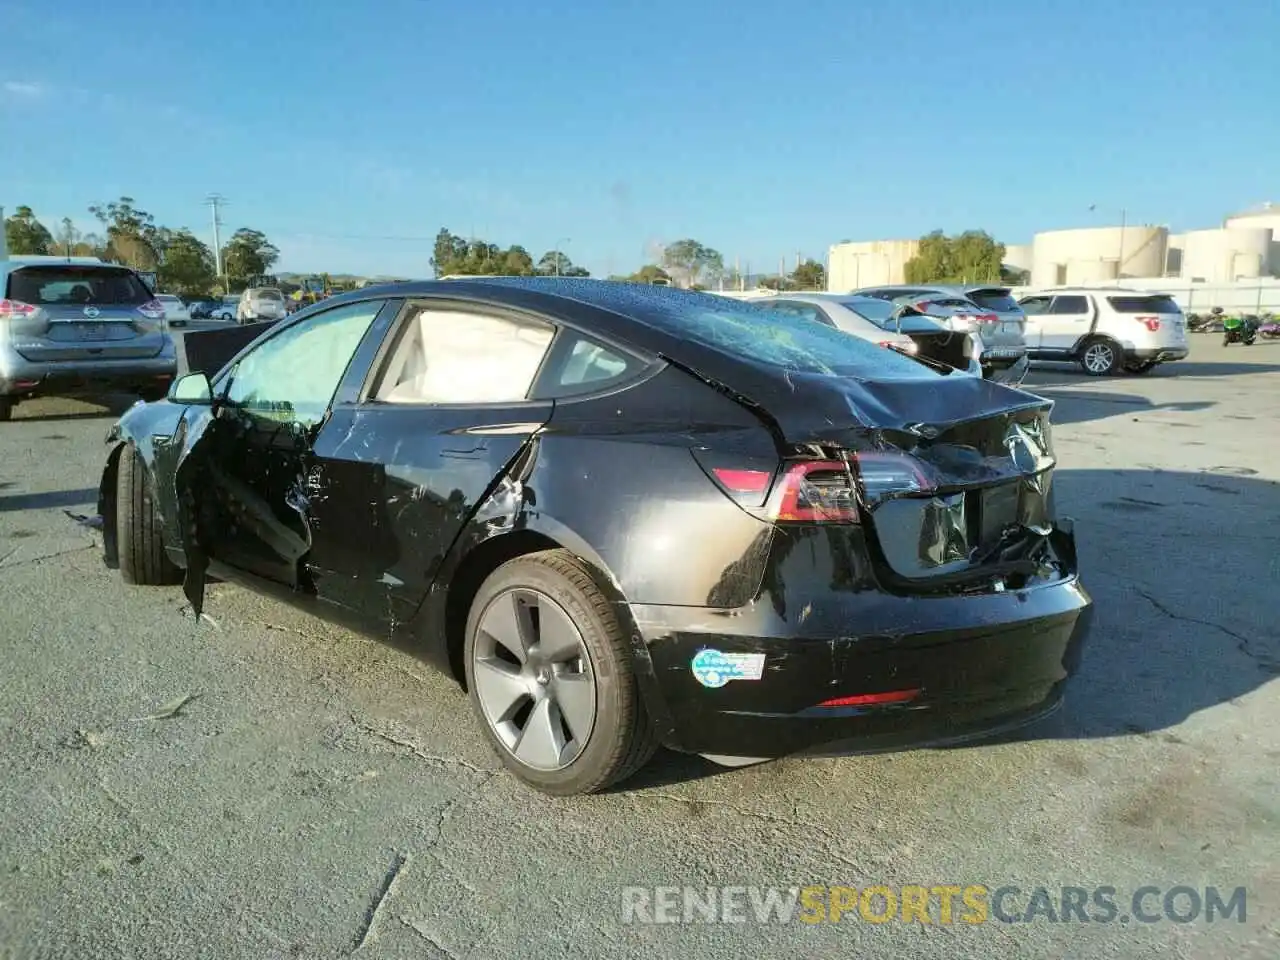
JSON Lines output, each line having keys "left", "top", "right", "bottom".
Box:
{"left": 1050, "top": 295, "right": 1090, "bottom": 314}
{"left": 373, "top": 306, "right": 555, "bottom": 404}
{"left": 1019, "top": 297, "right": 1052, "bottom": 315}
{"left": 535, "top": 333, "right": 643, "bottom": 399}
{"left": 222, "top": 299, "right": 384, "bottom": 427}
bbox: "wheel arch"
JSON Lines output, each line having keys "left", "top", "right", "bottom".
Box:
{"left": 431, "top": 517, "right": 676, "bottom": 744}
{"left": 99, "top": 441, "right": 126, "bottom": 569}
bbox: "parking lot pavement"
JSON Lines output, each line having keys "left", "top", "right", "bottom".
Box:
{"left": 1, "top": 341, "right": 1277, "bottom": 959}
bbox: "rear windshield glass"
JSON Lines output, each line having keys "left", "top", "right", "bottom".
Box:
{"left": 841, "top": 301, "right": 944, "bottom": 334}
{"left": 1107, "top": 295, "right": 1182, "bottom": 314}
{"left": 926, "top": 298, "right": 976, "bottom": 309}
{"left": 252, "top": 289, "right": 284, "bottom": 301}
{"left": 7, "top": 266, "right": 152, "bottom": 306}
{"left": 839, "top": 298, "right": 897, "bottom": 326}
{"left": 966, "top": 289, "right": 1021, "bottom": 312}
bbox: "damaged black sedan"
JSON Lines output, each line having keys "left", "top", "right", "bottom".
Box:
{"left": 97, "top": 278, "right": 1092, "bottom": 795}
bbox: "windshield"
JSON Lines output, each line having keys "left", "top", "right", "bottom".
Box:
{"left": 6, "top": 266, "right": 152, "bottom": 305}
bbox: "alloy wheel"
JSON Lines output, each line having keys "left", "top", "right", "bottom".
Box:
{"left": 1083, "top": 342, "right": 1115, "bottom": 374}
{"left": 471, "top": 588, "right": 597, "bottom": 771}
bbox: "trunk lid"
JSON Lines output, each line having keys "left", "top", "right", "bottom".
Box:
{"left": 755, "top": 372, "right": 1060, "bottom": 592}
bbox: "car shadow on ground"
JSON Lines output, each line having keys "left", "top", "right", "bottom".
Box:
{"left": 8, "top": 394, "right": 139, "bottom": 423}
{"left": 1028, "top": 388, "right": 1213, "bottom": 426}
{"left": 0, "top": 488, "right": 98, "bottom": 513}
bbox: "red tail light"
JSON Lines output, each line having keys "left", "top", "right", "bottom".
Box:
{"left": 697, "top": 450, "right": 938, "bottom": 522}
{"left": 138, "top": 299, "right": 166, "bottom": 320}
{"left": 817, "top": 688, "right": 921, "bottom": 708}
{"left": 770, "top": 460, "right": 858, "bottom": 523}
{"left": 0, "top": 298, "right": 37, "bottom": 318}
{"left": 975, "top": 313, "right": 1000, "bottom": 325}
{"left": 1134, "top": 315, "right": 1161, "bottom": 332}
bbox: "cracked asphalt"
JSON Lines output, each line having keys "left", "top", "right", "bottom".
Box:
{"left": 1, "top": 339, "right": 1277, "bottom": 960}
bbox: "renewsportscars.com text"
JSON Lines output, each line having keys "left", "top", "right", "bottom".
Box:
{"left": 620, "top": 884, "right": 1247, "bottom": 926}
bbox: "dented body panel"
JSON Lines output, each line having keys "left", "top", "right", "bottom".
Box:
{"left": 99, "top": 278, "right": 1094, "bottom": 762}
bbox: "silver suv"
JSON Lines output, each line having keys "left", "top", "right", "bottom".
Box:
{"left": 0, "top": 256, "right": 177, "bottom": 421}
{"left": 850, "top": 284, "right": 1028, "bottom": 379}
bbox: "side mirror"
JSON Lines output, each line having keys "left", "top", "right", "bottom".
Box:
{"left": 170, "top": 371, "right": 213, "bottom": 404}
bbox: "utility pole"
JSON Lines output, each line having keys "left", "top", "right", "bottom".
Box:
{"left": 1117, "top": 208, "right": 1127, "bottom": 278}
{"left": 206, "top": 194, "right": 228, "bottom": 291}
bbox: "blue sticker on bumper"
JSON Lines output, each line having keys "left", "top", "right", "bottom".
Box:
{"left": 691, "top": 648, "right": 766, "bottom": 688}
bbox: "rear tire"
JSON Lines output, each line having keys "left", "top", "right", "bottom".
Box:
{"left": 1079, "top": 338, "right": 1122, "bottom": 376}
{"left": 0, "top": 399, "right": 12, "bottom": 422}
{"left": 117, "top": 445, "right": 183, "bottom": 586}
{"left": 464, "top": 549, "right": 657, "bottom": 795}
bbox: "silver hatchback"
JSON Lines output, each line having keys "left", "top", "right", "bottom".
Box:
{"left": 851, "top": 284, "right": 1028, "bottom": 378}
{"left": 0, "top": 257, "right": 177, "bottom": 420}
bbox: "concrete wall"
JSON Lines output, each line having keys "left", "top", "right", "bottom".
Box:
{"left": 1181, "top": 227, "right": 1273, "bottom": 282}
{"left": 1030, "top": 225, "right": 1168, "bottom": 286}
{"left": 827, "top": 239, "right": 920, "bottom": 291}
{"left": 1003, "top": 243, "right": 1033, "bottom": 273}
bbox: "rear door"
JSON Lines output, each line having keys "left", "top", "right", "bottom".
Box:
{"left": 4, "top": 264, "right": 166, "bottom": 362}
{"left": 299, "top": 299, "right": 560, "bottom": 625}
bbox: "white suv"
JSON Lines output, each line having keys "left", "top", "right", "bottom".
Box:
{"left": 1018, "top": 288, "right": 1189, "bottom": 376}
{"left": 236, "top": 287, "right": 288, "bottom": 323}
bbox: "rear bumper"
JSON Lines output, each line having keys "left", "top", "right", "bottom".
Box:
{"left": 631, "top": 575, "right": 1093, "bottom": 759}
{"left": 0, "top": 352, "right": 177, "bottom": 399}
{"left": 1127, "top": 346, "right": 1188, "bottom": 362}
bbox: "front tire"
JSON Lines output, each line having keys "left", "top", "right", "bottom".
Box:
{"left": 464, "top": 549, "right": 657, "bottom": 795}
{"left": 1079, "top": 338, "right": 1122, "bottom": 376}
{"left": 117, "top": 446, "right": 183, "bottom": 586}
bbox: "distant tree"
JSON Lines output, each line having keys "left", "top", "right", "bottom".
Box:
{"left": 661, "top": 239, "right": 724, "bottom": 288}
{"left": 4, "top": 206, "right": 54, "bottom": 255}
{"left": 157, "top": 230, "right": 217, "bottom": 297}
{"left": 617, "top": 264, "right": 671, "bottom": 284}
{"left": 221, "top": 228, "right": 280, "bottom": 283}
{"left": 431, "top": 228, "right": 470, "bottom": 276}
{"left": 89, "top": 196, "right": 161, "bottom": 269}
{"left": 502, "top": 245, "right": 536, "bottom": 276}
{"left": 536, "top": 250, "right": 589, "bottom": 277}
{"left": 790, "top": 258, "right": 825, "bottom": 290}
{"left": 904, "top": 230, "right": 1005, "bottom": 284}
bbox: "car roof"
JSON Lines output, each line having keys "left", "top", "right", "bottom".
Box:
{"left": 856, "top": 283, "right": 1011, "bottom": 295}
{"left": 0, "top": 257, "right": 128, "bottom": 279}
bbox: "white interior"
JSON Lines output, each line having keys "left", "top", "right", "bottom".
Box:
{"left": 377, "top": 309, "right": 555, "bottom": 404}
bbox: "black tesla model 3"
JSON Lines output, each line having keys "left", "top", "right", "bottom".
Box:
{"left": 97, "top": 278, "right": 1093, "bottom": 795}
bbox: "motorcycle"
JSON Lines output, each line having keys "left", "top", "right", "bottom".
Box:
{"left": 1222, "top": 315, "right": 1257, "bottom": 346}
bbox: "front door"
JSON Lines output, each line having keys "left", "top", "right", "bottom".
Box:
{"left": 1040, "top": 294, "right": 1093, "bottom": 353}
{"left": 174, "top": 298, "right": 389, "bottom": 603}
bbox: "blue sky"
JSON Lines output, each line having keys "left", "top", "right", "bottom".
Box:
{"left": 2, "top": 0, "right": 1276, "bottom": 278}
